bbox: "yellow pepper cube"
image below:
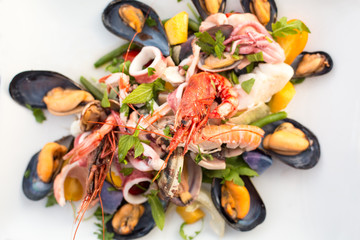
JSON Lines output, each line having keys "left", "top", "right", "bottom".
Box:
{"left": 176, "top": 206, "right": 205, "bottom": 224}
{"left": 268, "top": 81, "right": 296, "bottom": 113}
{"left": 164, "top": 11, "right": 188, "bottom": 45}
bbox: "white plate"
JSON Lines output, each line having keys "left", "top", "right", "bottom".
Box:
{"left": 1, "top": 0, "right": 360, "bottom": 239}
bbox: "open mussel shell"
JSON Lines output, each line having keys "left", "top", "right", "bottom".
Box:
{"left": 22, "top": 135, "right": 74, "bottom": 201}
{"left": 102, "top": 0, "right": 169, "bottom": 56}
{"left": 211, "top": 177, "right": 266, "bottom": 231}
{"left": 240, "top": 0, "right": 277, "bottom": 30}
{"left": 291, "top": 51, "right": 333, "bottom": 79}
{"left": 191, "top": 0, "right": 227, "bottom": 20}
{"left": 106, "top": 199, "right": 168, "bottom": 239}
{"left": 259, "top": 118, "right": 320, "bottom": 169}
{"left": 9, "top": 70, "right": 81, "bottom": 109}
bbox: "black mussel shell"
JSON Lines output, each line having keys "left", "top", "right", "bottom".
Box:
{"left": 102, "top": 0, "right": 169, "bottom": 56}
{"left": 106, "top": 199, "right": 168, "bottom": 239}
{"left": 240, "top": 0, "right": 277, "bottom": 31}
{"left": 179, "top": 35, "right": 195, "bottom": 62}
{"left": 211, "top": 177, "right": 266, "bottom": 231}
{"left": 191, "top": 0, "right": 227, "bottom": 20}
{"left": 242, "top": 149, "right": 272, "bottom": 175}
{"left": 9, "top": 70, "right": 81, "bottom": 109}
{"left": 22, "top": 135, "right": 74, "bottom": 201}
{"left": 259, "top": 118, "right": 320, "bottom": 169}
{"left": 100, "top": 181, "right": 123, "bottom": 215}
{"left": 291, "top": 51, "right": 333, "bottom": 79}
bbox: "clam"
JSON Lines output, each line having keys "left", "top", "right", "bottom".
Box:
{"left": 291, "top": 51, "right": 333, "bottom": 79}
{"left": 106, "top": 199, "right": 168, "bottom": 239}
{"left": 191, "top": 0, "right": 227, "bottom": 20}
{"left": 102, "top": 0, "right": 170, "bottom": 56}
{"left": 211, "top": 177, "right": 266, "bottom": 231}
{"left": 158, "top": 148, "right": 202, "bottom": 206}
{"left": 240, "top": 0, "right": 277, "bottom": 30}
{"left": 22, "top": 135, "right": 74, "bottom": 200}
{"left": 259, "top": 118, "right": 320, "bottom": 169}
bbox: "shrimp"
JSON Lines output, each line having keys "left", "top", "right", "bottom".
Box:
{"left": 194, "top": 124, "right": 264, "bottom": 151}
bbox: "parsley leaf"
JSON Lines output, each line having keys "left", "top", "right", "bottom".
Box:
{"left": 45, "top": 192, "right": 58, "bottom": 207}
{"left": 246, "top": 52, "right": 264, "bottom": 62}
{"left": 241, "top": 78, "right": 255, "bottom": 94}
{"left": 26, "top": 104, "right": 46, "bottom": 123}
{"left": 146, "top": 190, "right": 165, "bottom": 230}
{"left": 203, "top": 156, "right": 258, "bottom": 186}
{"left": 195, "top": 30, "right": 226, "bottom": 58}
{"left": 148, "top": 67, "right": 156, "bottom": 76}
{"left": 182, "top": 65, "right": 189, "bottom": 71}
{"left": 24, "top": 169, "right": 30, "bottom": 178}
{"left": 195, "top": 146, "right": 213, "bottom": 164}
{"left": 146, "top": 16, "right": 157, "bottom": 27}
{"left": 163, "top": 126, "right": 173, "bottom": 137}
{"left": 119, "top": 167, "right": 134, "bottom": 176}
{"left": 93, "top": 207, "right": 114, "bottom": 240}
{"left": 178, "top": 167, "right": 182, "bottom": 183}
{"left": 179, "top": 219, "right": 204, "bottom": 240}
{"left": 101, "top": 90, "right": 111, "bottom": 108}
{"left": 123, "top": 78, "right": 165, "bottom": 104}
{"left": 120, "top": 103, "right": 129, "bottom": 117}
{"left": 118, "top": 134, "right": 144, "bottom": 163}
{"left": 290, "top": 77, "right": 306, "bottom": 84}
{"left": 271, "top": 17, "right": 311, "bottom": 39}
{"left": 246, "top": 62, "right": 255, "bottom": 73}
{"left": 107, "top": 186, "right": 117, "bottom": 192}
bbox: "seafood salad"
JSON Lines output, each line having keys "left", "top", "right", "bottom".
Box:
{"left": 8, "top": 0, "right": 334, "bottom": 239}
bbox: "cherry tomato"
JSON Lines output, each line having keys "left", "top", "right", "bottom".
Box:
{"left": 276, "top": 19, "right": 309, "bottom": 65}
{"left": 122, "top": 50, "right": 140, "bottom": 62}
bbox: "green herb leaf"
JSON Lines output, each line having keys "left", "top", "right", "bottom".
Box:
{"left": 120, "top": 103, "right": 130, "bottom": 117}
{"left": 246, "top": 62, "right": 255, "bottom": 73}
{"left": 133, "top": 139, "right": 144, "bottom": 158}
{"left": 179, "top": 219, "right": 204, "bottom": 240}
{"left": 118, "top": 135, "right": 137, "bottom": 163}
{"left": 214, "top": 30, "right": 226, "bottom": 59}
{"left": 93, "top": 207, "right": 114, "bottom": 240}
{"left": 107, "top": 186, "right": 117, "bottom": 192}
{"left": 119, "top": 167, "right": 134, "bottom": 176}
{"left": 146, "top": 16, "right": 157, "bottom": 27}
{"left": 246, "top": 52, "right": 264, "bottom": 62}
{"left": 148, "top": 67, "right": 156, "bottom": 76}
{"left": 271, "top": 17, "right": 311, "bottom": 39}
{"left": 229, "top": 71, "right": 239, "bottom": 85}
{"left": 290, "top": 77, "right": 306, "bottom": 84}
{"left": 24, "top": 169, "right": 30, "bottom": 178}
{"left": 45, "top": 193, "right": 58, "bottom": 207}
{"left": 123, "top": 79, "right": 165, "bottom": 104}
{"left": 178, "top": 167, "right": 182, "bottom": 183}
{"left": 163, "top": 126, "right": 173, "bottom": 137}
{"left": 146, "top": 190, "right": 165, "bottom": 230}
{"left": 101, "top": 90, "right": 111, "bottom": 108}
{"left": 26, "top": 104, "right": 46, "bottom": 123}
{"left": 241, "top": 78, "right": 255, "bottom": 94}
{"left": 182, "top": 65, "right": 189, "bottom": 71}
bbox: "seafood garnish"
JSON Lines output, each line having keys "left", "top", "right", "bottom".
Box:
{"left": 12, "top": 0, "right": 334, "bottom": 239}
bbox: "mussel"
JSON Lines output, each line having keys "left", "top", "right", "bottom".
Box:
{"left": 191, "top": 0, "right": 227, "bottom": 20}
{"left": 291, "top": 51, "right": 333, "bottom": 79}
{"left": 106, "top": 199, "right": 168, "bottom": 239}
{"left": 9, "top": 70, "right": 82, "bottom": 109}
{"left": 22, "top": 135, "right": 74, "bottom": 201}
{"left": 211, "top": 177, "right": 266, "bottom": 231}
{"left": 158, "top": 148, "right": 202, "bottom": 206}
{"left": 240, "top": 0, "right": 277, "bottom": 30}
{"left": 102, "top": 0, "right": 170, "bottom": 56}
{"left": 259, "top": 118, "right": 320, "bottom": 169}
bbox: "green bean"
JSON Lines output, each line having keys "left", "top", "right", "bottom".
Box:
{"left": 94, "top": 43, "right": 137, "bottom": 68}
{"left": 80, "top": 76, "right": 103, "bottom": 100}
{"left": 250, "top": 111, "right": 287, "bottom": 128}
{"left": 188, "top": 18, "right": 200, "bottom": 32}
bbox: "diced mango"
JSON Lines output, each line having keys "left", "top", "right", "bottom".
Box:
{"left": 268, "top": 81, "right": 296, "bottom": 113}
{"left": 164, "top": 11, "right": 188, "bottom": 45}
{"left": 276, "top": 19, "right": 309, "bottom": 65}
{"left": 176, "top": 206, "right": 205, "bottom": 224}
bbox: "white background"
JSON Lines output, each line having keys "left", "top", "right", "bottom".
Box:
{"left": 1, "top": 0, "right": 360, "bottom": 239}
